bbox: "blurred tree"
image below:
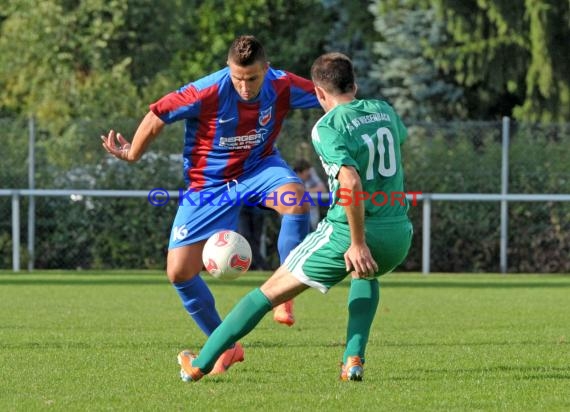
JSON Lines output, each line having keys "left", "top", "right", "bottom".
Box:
{"left": 0, "top": 0, "right": 330, "bottom": 170}
{"left": 427, "top": 0, "right": 528, "bottom": 119}
{"left": 321, "top": 0, "right": 380, "bottom": 98}
{"left": 0, "top": 0, "right": 330, "bottom": 131}
{"left": 165, "top": 0, "right": 330, "bottom": 83}
{"left": 432, "top": 0, "right": 570, "bottom": 121}
{"left": 369, "top": 0, "right": 467, "bottom": 121}
{"left": 369, "top": 0, "right": 570, "bottom": 122}
{"left": 0, "top": 0, "right": 142, "bottom": 131}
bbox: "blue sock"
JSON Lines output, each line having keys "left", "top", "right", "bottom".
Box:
{"left": 172, "top": 275, "right": 222, "bottom": 336}
{"left": 278, "top": 213, "right": 311, "bottom": 263}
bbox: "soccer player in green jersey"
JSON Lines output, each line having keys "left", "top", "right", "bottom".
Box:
{"left": 178, "top": 52, "right": 413, "bottom": 382}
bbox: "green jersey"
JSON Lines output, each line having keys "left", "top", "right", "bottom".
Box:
{"left": 311, "top": 99, "right": 408, "bottom": 224}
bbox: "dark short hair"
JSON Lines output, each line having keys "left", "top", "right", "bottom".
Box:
{"left": 293, "top": 159, "right": 311, "bottom": 173}
{"left": 228, "top": 35, "right": 266, "bottom": 66}
{"left": 310, "top": 52, "right": 355, "bottom": 95}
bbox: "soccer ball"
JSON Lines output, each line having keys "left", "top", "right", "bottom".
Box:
{"left": 202, "top": 230, "right": 252, "bottom": 280}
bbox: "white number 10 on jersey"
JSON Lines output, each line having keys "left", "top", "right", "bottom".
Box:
{"left": 361, "top": 127, "right": 397, "bottom": 179}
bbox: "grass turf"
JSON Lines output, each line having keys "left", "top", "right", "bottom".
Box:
{"left": 0, "top": 271, "right": 568, "bottom": 411}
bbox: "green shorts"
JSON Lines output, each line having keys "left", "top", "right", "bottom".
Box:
{"left": 284, "top": 216, "right": 413, "bottom": 293}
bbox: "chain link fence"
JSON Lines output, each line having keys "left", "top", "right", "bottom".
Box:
{"left": 1, "top": 116, "right": 569, "bottom": 272}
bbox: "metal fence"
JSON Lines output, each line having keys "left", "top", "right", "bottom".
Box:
{"left": 2, "top": 189, "right": 570, "bottom": 273}
{"left": 1, "top": 117, "right": 569, "bottom": 273}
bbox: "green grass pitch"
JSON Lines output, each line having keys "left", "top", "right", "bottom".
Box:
{"left": 1, "top": 271, "right": 569, "bottom": 411}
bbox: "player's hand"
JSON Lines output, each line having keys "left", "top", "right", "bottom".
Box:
{"left": 344, "top": 243, "right": 378, "bottom": 278}
{"left": 101, "top": 130, "right": 132, "bottom": 162}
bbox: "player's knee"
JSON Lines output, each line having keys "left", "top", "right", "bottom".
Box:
{"left": 279, "top": 189, "right": 310, "bottom": 214}
{"left": 280, "top": 202, "right": 309, "bottom": 215}
{"left": 270, "top": 183, "right": 310, "bottom": 214}
{"left": 166, "top": 263, "right": 198, "bottom": 284}
{"left": 165, "top": 266, "right": 183, "bottom": 284}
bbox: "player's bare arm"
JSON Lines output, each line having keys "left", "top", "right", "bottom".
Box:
{"left": 337, "top": 165, "right": 379, "bottom": 277}
{"left": 101, "top": 110, "right": 165, "bottom": 162}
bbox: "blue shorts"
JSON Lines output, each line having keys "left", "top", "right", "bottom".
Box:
{"left": 168, "top": 154, "right": 302, "bottom": 249}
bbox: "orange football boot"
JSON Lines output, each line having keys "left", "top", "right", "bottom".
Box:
{"left": 339, "top": 356, "right": 364, "bottom": 381}
{"left": 177, "top": 350, "right": 205, "bottom": 382}
{"left": 210, "top": 342, "right": 245, "bottom": 375}
{"left": 272, "top": 300, "right": 295, "bottom": 326}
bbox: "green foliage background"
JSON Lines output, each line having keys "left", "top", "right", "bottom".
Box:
{"left": 2, "top": 1, "right": 569, "bottom": 124}
{"left": 401, "top": 121, "right": 570, "bottom": 273}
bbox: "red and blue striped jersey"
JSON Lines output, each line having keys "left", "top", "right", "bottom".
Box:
{"left": 149, "top": 67, "right": 320, "bottom": 190}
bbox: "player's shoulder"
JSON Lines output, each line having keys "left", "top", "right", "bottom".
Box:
{"left": 266, "top": 67, "right": 287, "bottom": 80}
{"left": 266, "top": 67, "right": 310, "bottom": 85}
{"left": 266, "top": 68, "right": 297, "bottom": 89}
{"left": 358, "top": 98, "right": 404, "bottom": 122}
{"left": 189, "top": 67, "right": 231, "bottom": 92}
{"left": 360, "top": 98, "right": 395, "bottom": 112}
{"left": 377, "top": 99, "right": 403, "bottom": 119}
{"left": 311, "top": 111, "right": 340, "bottom": 144}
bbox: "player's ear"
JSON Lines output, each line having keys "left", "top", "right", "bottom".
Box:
{"left": 314, "top": 85, "right": 326, "bottom": 101}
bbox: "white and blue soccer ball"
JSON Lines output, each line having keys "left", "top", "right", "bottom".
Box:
{"left": 202, "top": 230, "right": 252, "bottom": 280}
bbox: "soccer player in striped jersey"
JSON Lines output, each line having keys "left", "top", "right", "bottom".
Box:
{"left": 101, "top": 35, "right": 320, "bottom": 374}
{"left": 176, "top": 52, "right": 413, "bottom": 382}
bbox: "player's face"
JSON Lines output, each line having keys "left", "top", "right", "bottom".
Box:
{"left": 228, "top": 60, "right": 268, "bottom": 101}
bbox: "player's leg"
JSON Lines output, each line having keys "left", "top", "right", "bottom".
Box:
{"left": 169, "top": 247, "right": 245, "bottom": 376}
{"left": 341, "top": 218, "right": 413, "bottom": 380}
{"left": 340, "top": 277, "right": 379, "bottom": 381}
{"left": 283, "top": 218, "right": 379, "bottom": 381}
{"left": 185, "top": 266, "right": 309, "bottom": 378}
{"left": 169, "top": 186, "right": 245, "bottom": 374}
{"left": 270, "top": 182, "right": 312, "bottom": 258}
{"left": 180, "top": 220, "right": 347, "bottom": 381}
{"left": 167, "top": 242, "right": 223, "bottom": 335}
{"left": 241, "top": 155, "right": 312, "bottom": 326}
{"left": 167, "top": 187, "right": 234, "bottom": 335}
{"left": 265, "top": 182, "right": 311, "bottom": 326}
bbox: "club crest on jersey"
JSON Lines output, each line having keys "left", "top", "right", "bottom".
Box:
{"left": 259, "top": 107, "right": 272, "bottom": 127}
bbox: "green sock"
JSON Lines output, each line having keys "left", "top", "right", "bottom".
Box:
{"left": 192, "top": 288, "right": 272, "bottom": 373}
{"left": 343, "top": 278, "right": 380, "bottom": 364}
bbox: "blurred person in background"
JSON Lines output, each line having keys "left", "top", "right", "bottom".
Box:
{"left": 294, "top": 158, "right": 327, "bottom": 230}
